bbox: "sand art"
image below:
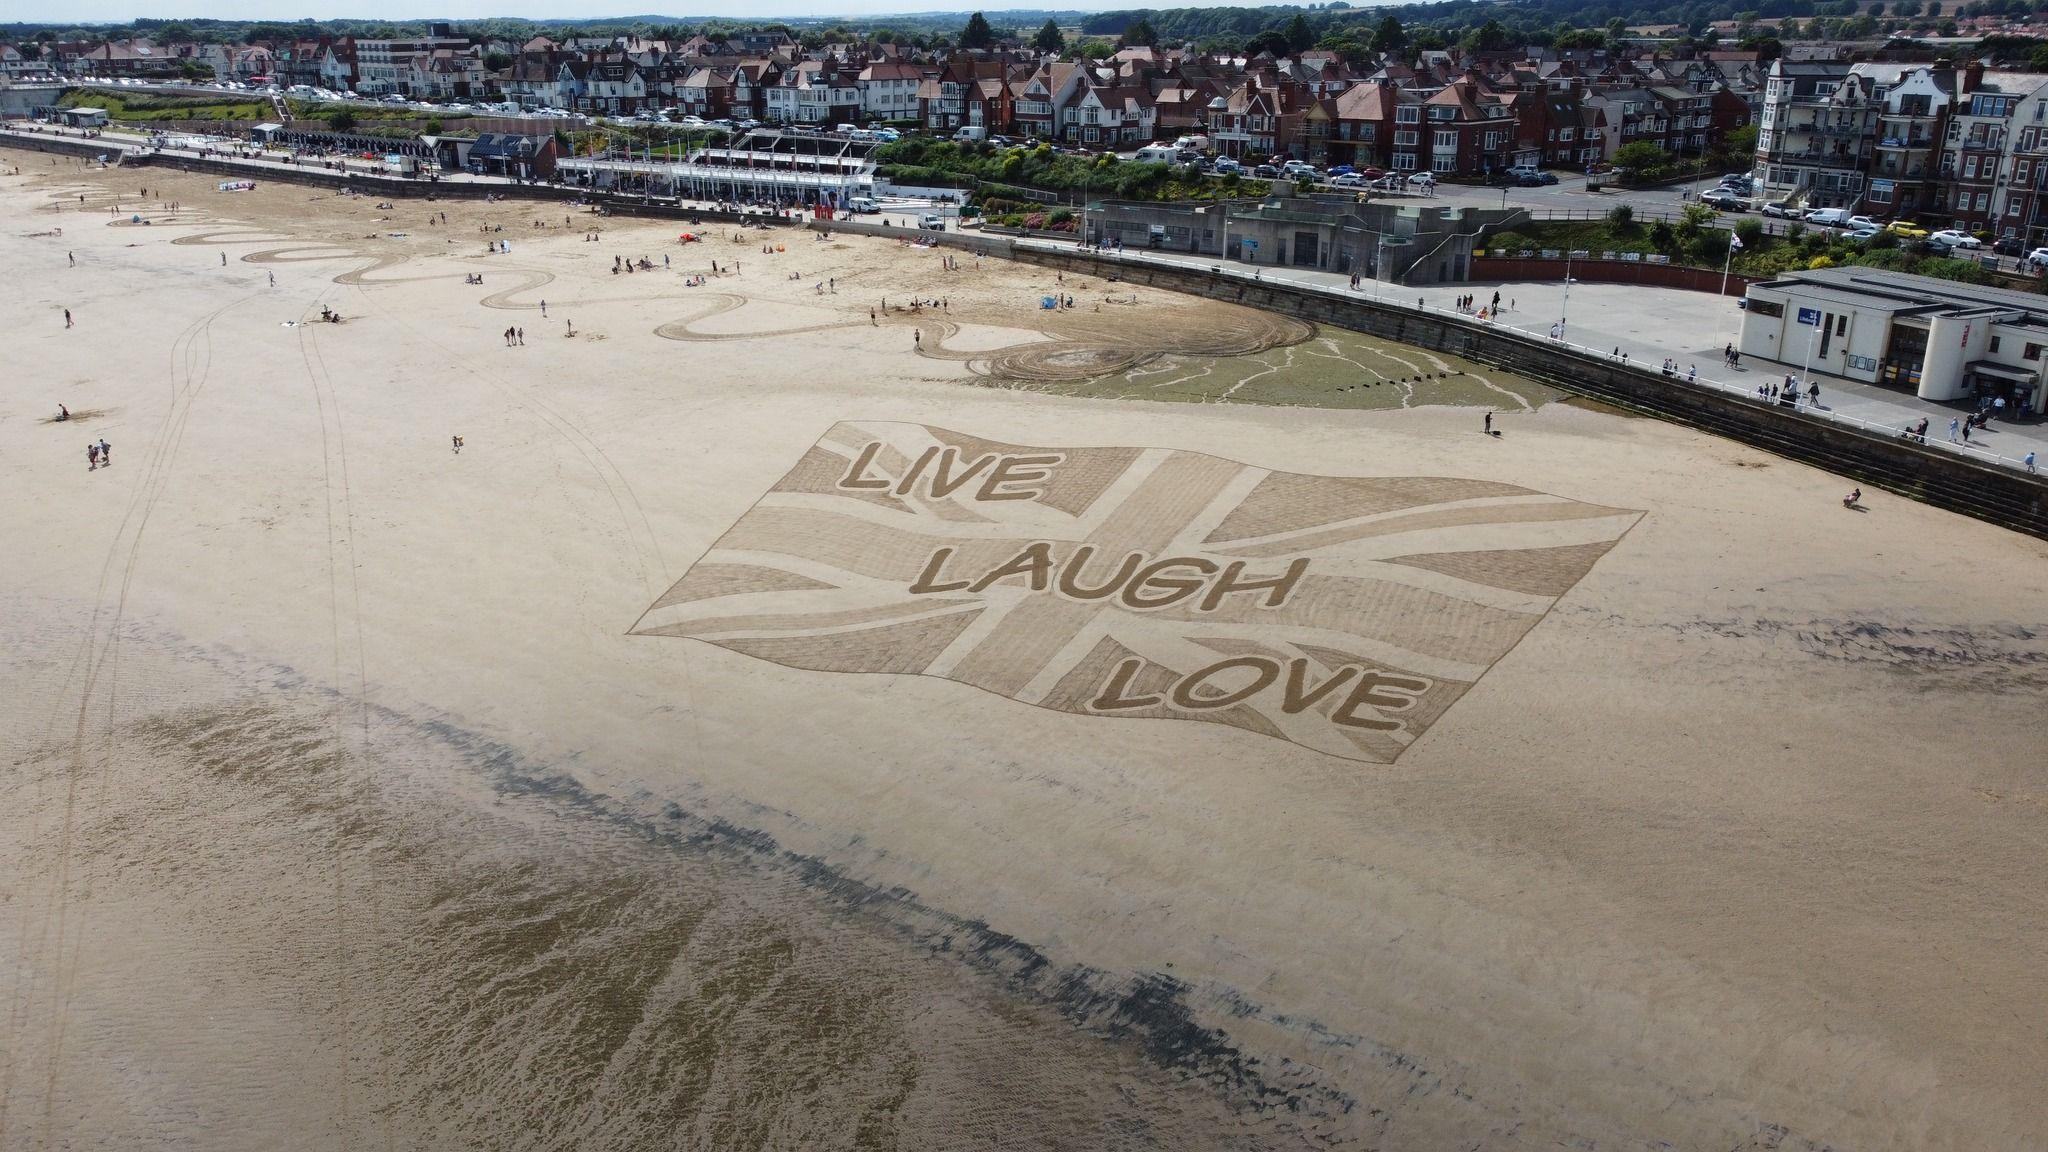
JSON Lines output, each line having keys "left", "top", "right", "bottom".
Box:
{"left": 635, "top": 421, "right": 1639, "bottom": 762}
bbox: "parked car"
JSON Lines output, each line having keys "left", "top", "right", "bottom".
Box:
{"left": 1699, "top": 188, "right": 1747, "bottom": 210}
{"left": 1929, "top": 229, "right": 1982, "bottom": 249}
{"left": 1992, "top": 236, "right": 2024, "bottom": 256}
{"left": 1407, "top": 171, "right": 1438, "bottom": 187}
{"left": 1844, "top": 226, "right": 1882, "bottom": 242}
{"left": 1846, "top": 215, "right": 1882, "bottom": 231}
{"left": 1505, "top": 164, "right": 1542, "bottom": 183}
{"left": 1804, "top": 207, "right": 1853, "bottom": 227}
{"left": 1331, "top": 173, "right": 1364, "bottom": 187}
{"left": 1760, "top": 201, "right": 1798, "bottom": 218}
{"left": 1359, "top": 167, "right": 1386, "bottom": 180}
{"left": 2026, "top": 246, "right": 2048, "bottom": 267}
{"left": 1252, "top": 164, "right": 1281, "bottom": 178}
{"left": 1327, "top": 164, "right": 1356, "bottom": 177}
{"left": 1886, "top": 220, "right": 1931, "bottom": 239}
{"left": 918, "top": 213, "right": 946, "bottom": 231}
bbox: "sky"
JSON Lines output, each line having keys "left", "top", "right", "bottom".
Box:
{"left": 10, "top": 0, "right": 1284, "bottom": 23}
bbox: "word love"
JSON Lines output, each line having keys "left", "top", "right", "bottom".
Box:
{"left": 909, "top": 542, "right": 1306, "bottom": 613}
{"left": 1091, "top": 656, "right": 1432, "bottom": 732}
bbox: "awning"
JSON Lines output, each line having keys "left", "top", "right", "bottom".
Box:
{"left": 1966, "top": 360, "right": 2037, "bottom": 381}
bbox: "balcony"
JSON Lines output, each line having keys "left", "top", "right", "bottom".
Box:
{"left": 1877, "top": 135, "right": 1935, "bottom": 150}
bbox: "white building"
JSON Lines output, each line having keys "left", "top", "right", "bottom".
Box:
{"left": 1740, "top": 266, "right": 2048, "bottom": 414}
{"left": 353, "top": 25, "right": 472, "bottom": 95}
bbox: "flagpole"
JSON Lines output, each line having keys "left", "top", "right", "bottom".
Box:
{"left": 1720, "top": 236, "right": 1734, "bottom": 297}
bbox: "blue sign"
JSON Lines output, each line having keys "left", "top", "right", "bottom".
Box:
{"left": 1796, "top": 306, "right": 1822, "bottom": 326}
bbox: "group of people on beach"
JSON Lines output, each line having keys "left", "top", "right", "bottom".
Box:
{"left": 85, "top": 438, "right": 111, "bottom": 470}
{"left": 502, "top": 326, "right": 525, "bottom": 346}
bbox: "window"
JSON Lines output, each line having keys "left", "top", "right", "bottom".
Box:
{"left": 1392, "top": 152, "right": 1416, "bottom": 170}
{"left": 1966, "top": 157, "right": 1978, "bottom": 178}
{"left": 1561, "top": 127, "right": 1575, "bottom": 141}
{"left": 2022, "top": 161, "right": 2034, "bottom": 184}
{"left": 2010, "top": 201, "right": 2021, "bottom": 216}
{"left": 1396, "top": 106, "right": 1419, "bottom": 123}
{"left": 1394, "top": 130, "right": 1418, "bottom": 146}
{"left": 1429, "top": 106, "right": 1454, "bottom": 120}
{"left": 2027, "top": 343, "right": 2043, "bottom": 361}
{"left": 1431, "top": 154, "right": 1456, "bottom": 172}
{"left": 1978, "top": 192, "right": 1991, "bottom": 211}
{"left": 1991, "top": 336, "right": 2003, "bottom": 353}
{"left": 1434, "top": 130, "right": 1456, "bottom": 148}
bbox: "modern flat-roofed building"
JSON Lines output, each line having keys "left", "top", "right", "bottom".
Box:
{"left": 1739, "top": 266, "right": 2048, "bottom": 413}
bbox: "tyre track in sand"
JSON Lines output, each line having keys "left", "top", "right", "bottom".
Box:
{"left": 1, "top": 290, "right": 264, "bottom": 1150}
{"left": 295, "top": 290, "right": 393, "bottom": 1151}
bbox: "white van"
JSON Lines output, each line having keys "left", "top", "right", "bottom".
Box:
{"left": 953, "top": 126, "right": 986, "bottom": 143}
{"left": 1134, "top": 144, "right": 1180, "bottom": 164}
{"left": 919, "top": 213, "right": 947, "bottom": 230}
{"left": 848, "top": 196, "right": 880, "bottom": 213}
{"left": 1804, "top": 207, "right": 1853, "bottom": 227}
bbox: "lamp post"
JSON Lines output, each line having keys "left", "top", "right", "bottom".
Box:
{"left": 1559, "top": 247, "right": 1574, "bottom": 342}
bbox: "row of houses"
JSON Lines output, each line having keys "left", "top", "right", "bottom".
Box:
{"left": 1752, "top": 57, "right": 2048, "bottom": 245}
{"left": 6, "top": 27, "right": 1764, "bottom": 179}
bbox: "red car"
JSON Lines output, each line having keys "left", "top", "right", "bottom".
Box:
{"left": 1359, "top": 167, "right": 1386, "bottom": 180}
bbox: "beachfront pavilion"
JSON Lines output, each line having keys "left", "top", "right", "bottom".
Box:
{"left": 1739, "top": 265, "right": 2048, "bottom": 414}
{"left": 555, "top": 128, "right": 877, "bottom": 208}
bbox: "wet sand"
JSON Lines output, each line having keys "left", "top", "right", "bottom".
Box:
{"left": 3, "top": 153, "right": 2046, "bottom": 1151}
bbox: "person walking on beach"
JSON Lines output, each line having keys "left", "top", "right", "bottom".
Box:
{"left": 87, "top": 443, "right": 98, "bottom": 471}
{"left": 268, "top": 271, "right": 275, "bottom": 287}
{"left": 1483, "top": 410, "right": 1493, "bottom": 434}
{"left": 68, "top": 252, "right": 74, "bottom": 267}
{"left": 98, "top": 439, "right": 109, "bottom": 467}
{"left": 913, "top": 329, "right": 921, "bottom": 349}
{"left": 516, "top": 327, "right": 524, "bottom": 345}
{"left": 539, "top": 300, "right": 547, "bottom": 317}
{"left": 221, "top": 252, "right": 227, "bottom": 266}
{"left": 64, "top": 309, "right": 72, "bottom": 328}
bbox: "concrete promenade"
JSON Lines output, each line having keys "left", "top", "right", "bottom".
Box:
{"left": 1015, "top": 235, "right": 2048, "bottom": 472}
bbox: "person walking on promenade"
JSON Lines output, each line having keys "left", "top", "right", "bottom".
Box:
{"left": 1948, "top": 417, "right": 1961, "bottom": 442}
{"left": 2025, "top": 450, "right": 2037, "bottom": 473}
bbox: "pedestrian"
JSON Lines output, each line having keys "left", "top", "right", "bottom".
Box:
{"left": 453, "top": 435, "right": 462, "bottom": 453}
{"left": 1510, "top": 297, "right": 1516, "bottom": 311}
{"left": 98, "top": 439, "right": 109, "bottom": 466}
{"left": 68, "top": 251, "right": 74, "bottom": 267}
{"left": 1962, "top": 421, "right": 1972, "bottom": 443}
{"left": 914, "top": 329, "right": 921, "bottom": 348}
{"left": 63, "top": 308, "right": 72, "bottom": 328}
{"left": 1483, "top": 410, "right": 1493, "bottom": 434}
{"left": 1688, "top": 364, "right": 1697, "bottom": 382}
{"left": 1948, "top": 417, "right": 1960, "bottom": 442}
{"left": 540, "top": 299, "right": 547, "bottom": 317}
{"left": 88, "top": 443, "right": 98, "bottom": 470}
{"left": 221, "top": 252, "right": 227, "bottom": 266}
{"left": 2026, "top": 450, "right": 2038, "bottom": 474}
{"left": 268, "top": 271, "right": 275, "bottom": 287}
{"left": 517, "top": 327, "right": 524, "bottom": 345}
{"left": 1808, "top": 382, "right": 1820, "bottom": 406}
{"left": 870, "top": 308, "right": 876, "bottom": 324}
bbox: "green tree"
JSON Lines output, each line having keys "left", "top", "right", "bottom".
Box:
{"left": 1285, "top": 13, "right": 1315, "bottom": 51}
{"left": 1079, "top": 40, "right": 1114, "bottom": 59}
{"left": 1246, "top": 28, "right": 1294, "bottom": 56}
{"left": 483, "top": 50, "right": 510, "bottom": 71}
{"left": 1371, "top": 14, "right": 1406, "bottom": 53}
{"left": 326, "top": 107, "right": 357, "bottom": 132}
{"left": 960, "top": 11, "right": 996, "bottom": 50}
{"left": 1614, "top": 140, "right": 1671, "bottom": 176}
{"left": 1120, "top": 16, "right": 1158, "bottom": 47}
{"left": 1034, "top": 18, "right": 1065, "bottom": 53}
{"left": 1462, "top": 18, "right": 1514, "bottom": 53}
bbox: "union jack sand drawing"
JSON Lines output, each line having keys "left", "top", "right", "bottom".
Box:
{"left": 632, "top": 422, "right": 1641, "bottom": 763}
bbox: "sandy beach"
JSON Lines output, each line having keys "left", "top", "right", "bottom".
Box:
{"left": 3, "top": 152, "right": 2046, "bottom": 1151}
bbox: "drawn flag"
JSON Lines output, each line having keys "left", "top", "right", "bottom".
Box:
{"left": 632, "top": 422, "right": 1641, "bottom": 763}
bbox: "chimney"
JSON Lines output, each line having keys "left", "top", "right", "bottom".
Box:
{"left": 1963, "top": 59, "right": 1983, "bottom": 95}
